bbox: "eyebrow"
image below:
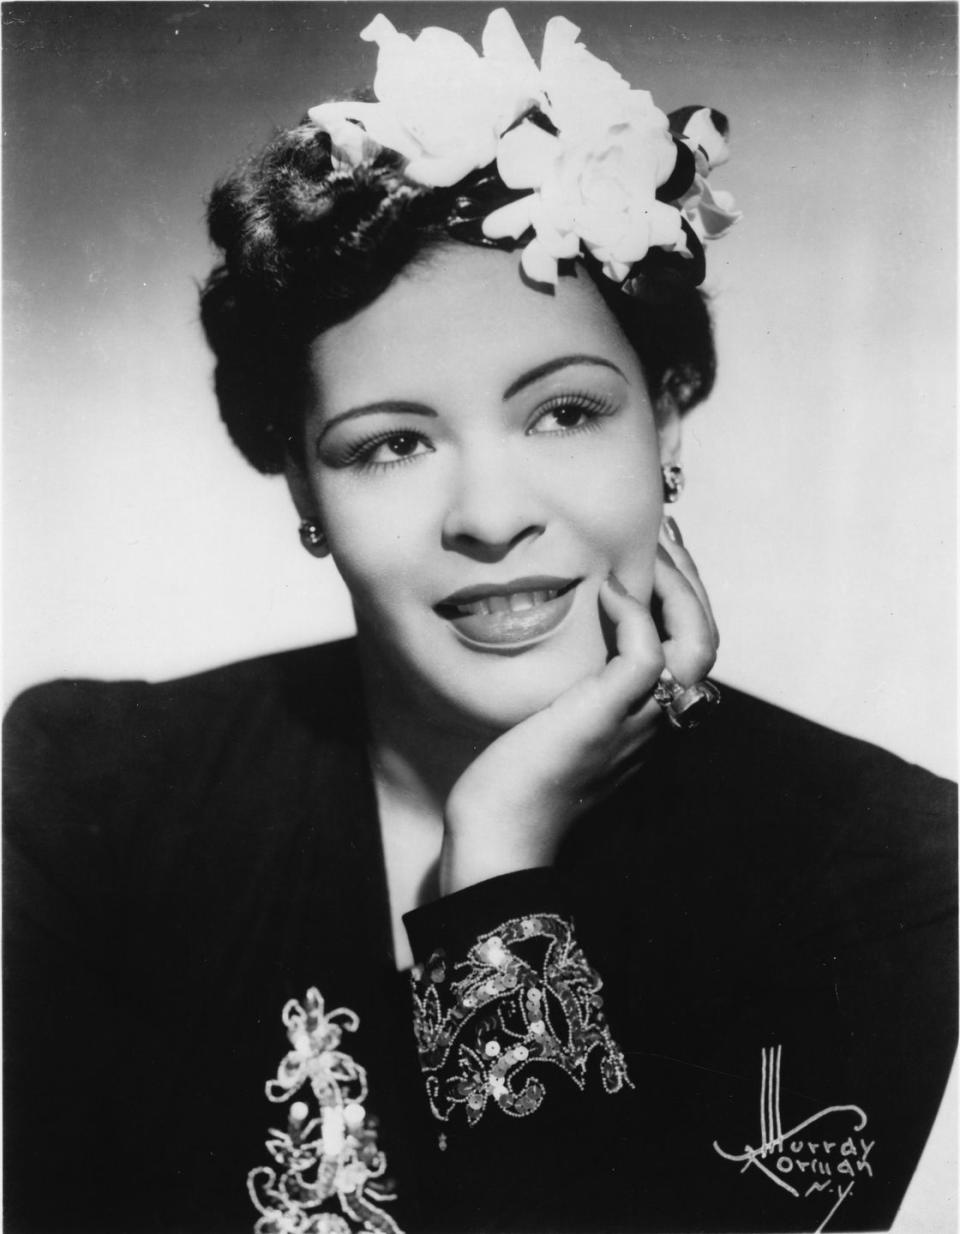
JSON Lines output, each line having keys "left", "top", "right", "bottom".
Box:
{"left": 502, "top": 354, "right": 628, "bottom": 400}
{"left": 316, "top": 401, "right": 436, "bottom": 448}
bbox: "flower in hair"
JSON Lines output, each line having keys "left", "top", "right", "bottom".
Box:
{"left": 309, "top": 10, "right": 541, "bottom": 187}
{"left": 308, "top": 9, "right": 740, "bottom": 291}
{"left": 484, "top": 17, "right": 685, "bottom": 283}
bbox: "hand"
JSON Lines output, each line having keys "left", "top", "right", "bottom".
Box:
{"left": 438, "top": 519, "right": 718, "bottom": 895}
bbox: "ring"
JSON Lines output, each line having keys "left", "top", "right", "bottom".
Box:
{"left": 654, "top": 668, "right": 721, "bottom": 731}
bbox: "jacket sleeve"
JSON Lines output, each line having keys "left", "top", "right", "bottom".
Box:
{"left": 399, "top": 740, "right": 958, "bottom": 1234}
{"left": 402, "top": 867, "right": 638, "bottom": 1232}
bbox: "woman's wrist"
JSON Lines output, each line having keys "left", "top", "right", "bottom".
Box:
{"left": 438, "top": 822, "right": 557, "bottom": 897}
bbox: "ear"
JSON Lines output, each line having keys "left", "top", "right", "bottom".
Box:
{"left": 284, "top": 460, "right": 317, "bottom": 522}
{"left": 655, "top": 382, "right": 682, "bottom": 468}
{"left": 285, "top": 462, "right": 330, "bottom": 559}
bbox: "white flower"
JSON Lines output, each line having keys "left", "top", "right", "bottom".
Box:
{"left": 485, "top": 116, "right": 684, "bottom": 284}
{"left": 309, "top": 8, "right": 740, "bottom": 289}
{"left": 538, "top": 16, "right": 666, "bottom": 150}
{"left": 483, "top": 16, "right": 685, "bottom": 285}
{"left": 309, "top": 9, "right": 540, "bottom": 187}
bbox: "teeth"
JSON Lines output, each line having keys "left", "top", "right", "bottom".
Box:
{"left": 451, "top": 588, "right": 560, "bottom": 617}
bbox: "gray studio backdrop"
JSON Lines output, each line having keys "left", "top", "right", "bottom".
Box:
{"left": 4, "top": 2, "right": 956, "bottom": 777}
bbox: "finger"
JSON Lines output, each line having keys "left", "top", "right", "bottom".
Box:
{"left": 599, "top": 573, "right": 659, "bottom": 663}
{"left": 581, "top": 576, "right": 665, "bottom": 719}
{"left": 660, "top": 519, "right": 720, "bottom": 647}
{"left": 653, "top": 546, "right": 717, "bottom": 684}
{"left": 587, "top": 698, "right": 665, "bottom": 790}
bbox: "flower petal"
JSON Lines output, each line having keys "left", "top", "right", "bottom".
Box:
{"left": 519, "top": 236, "right": 560, "bottom": 285}
{"left": 405, "top": 149, "right": 492, "bottom": 187}
{"left": 360, "top": 13, "right": 403, "bottom": 47}
{"left": 647, "top": 200, "right": 686, "bottom": 249}
{"left": 481, "top": 9, "right": 544, "bottom": 131}
{"left": 540, "top": 15, "right": 632, "bottom": 140}
{"left": 307, "top": 104, "right": 370, "bottom": 167}
{"left": 351, "top": 106, "right": 425, "bottom": 163}
{"left": 684, "top": 178, "right": 742, "bottom": 238}
{"left": 530, "top": 197, "right": 580, "bottom": 258}
{"left": 482, "top": 195, "right": 537, "bottom": 240}
{"left": 695, "top": 201, "right": 742, "bottom": 239}
{"left": 496, "top": 122, "right": 559, "bottom": 189}
{"left": 482, "top": 7, "right": 538, "bottom": 75}
{"left": 600, "top": 257, "right": 633, "bottom": 283}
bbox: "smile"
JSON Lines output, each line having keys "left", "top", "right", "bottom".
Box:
{"left": 435, "top": 577, "right": 580, "bottom": 649}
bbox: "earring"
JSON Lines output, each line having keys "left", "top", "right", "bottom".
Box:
{"left": 661, "top": 464, "right": 685, "bottom": 504}
{"left": 298, "top": 519, "right": 329, "bottom": 557}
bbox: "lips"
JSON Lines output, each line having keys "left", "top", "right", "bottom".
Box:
{"left": 435, "top": 576, "right": 580, "bottom": 648}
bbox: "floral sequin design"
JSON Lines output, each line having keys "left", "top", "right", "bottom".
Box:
{"left": 411, "top": 914, "right": 632, "bottom": 1126}
{"left": 248, "top": 988, "right": 403, "bottom": 1234}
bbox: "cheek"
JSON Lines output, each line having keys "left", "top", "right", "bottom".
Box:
{"left": 316, "top": 480, "right": 432, "bottom": 610}
{"left": 575, "top": 437, "right": 663, "bottom": 557}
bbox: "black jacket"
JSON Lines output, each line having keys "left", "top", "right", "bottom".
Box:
{"left": 4, "top": 640, "right": 956, "bottom": 1233}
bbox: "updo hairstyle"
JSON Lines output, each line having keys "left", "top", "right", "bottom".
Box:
{"left": 200, "top": 105, "right": 717, "bottom": 475}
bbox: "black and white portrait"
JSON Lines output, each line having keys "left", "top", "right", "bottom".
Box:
{"left": 4, "top": 5, "right": 955, "bottom": 1232}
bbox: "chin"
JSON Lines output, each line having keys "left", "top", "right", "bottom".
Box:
{"left": 426, "top": 634, "right": 608, "bottom": 735}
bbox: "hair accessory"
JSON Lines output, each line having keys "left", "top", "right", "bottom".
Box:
{"left": 308, "top": 9, "right": 741, "bottom": 294}
{"left": 654, "top": 668, "right": 721, "bottom": 730}
{"left": 661, "top": 463, "right": 685, "bottom": 504}
{"left": 299, "top": 519, "right": 329, "bottom": 556}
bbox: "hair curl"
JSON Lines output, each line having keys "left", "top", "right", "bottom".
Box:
{"left": 200, "top": 115, "right": 716, "bottom": 475}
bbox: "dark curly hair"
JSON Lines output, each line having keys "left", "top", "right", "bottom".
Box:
{"left": 200, "top": 111, "right": 717, "bottom": 475}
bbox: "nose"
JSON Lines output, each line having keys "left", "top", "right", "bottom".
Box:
{"left": 441, "top": 441, "right": 545, "bottom": 560}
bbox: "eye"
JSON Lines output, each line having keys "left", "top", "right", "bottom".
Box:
{"left": 352, "top": 430, "right": 434, "bottom": 470}
{"left": 528, "top": 394, "right": 612, "bottom": 435}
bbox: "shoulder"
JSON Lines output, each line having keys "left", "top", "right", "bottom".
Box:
{"left": 3, "top": 639, "right": 365, "bottom": 802}
{"left": 709, "top": 684, "right": 956, "bottom": 827}
{"left": 683, "top": 686, "right": 956, "bottom": 933}
{"left": 6, "top": 638, "right": 361, "bottom": 742}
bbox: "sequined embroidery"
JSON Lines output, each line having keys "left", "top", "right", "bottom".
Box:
{"left": 411, "top": 914, "right": 632, "bottom": 1126}
{"left": 248, "top": 987, "right": 404, "bottom": 1234}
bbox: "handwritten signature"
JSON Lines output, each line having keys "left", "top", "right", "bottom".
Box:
{"left": 713, "top": 1045, "right": 874, "bottom": 1233}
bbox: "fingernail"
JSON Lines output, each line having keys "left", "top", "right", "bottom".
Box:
{"left": 662, "top": 516, "right": 683, "bottom": 546}
{"left": 656, "top": 544, "right": 675, "bottom": 565}
{"left": 605, "top": 570, "right": 628, "bottom": 596}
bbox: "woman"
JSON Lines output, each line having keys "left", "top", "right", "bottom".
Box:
{"left": 4, "top": 8, "right": 954, "bottom": 1234}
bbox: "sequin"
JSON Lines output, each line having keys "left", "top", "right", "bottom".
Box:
{"left": 247, "top": 988, "right": 403, "bottom": 1234}
{"left": 410, "top": 914, "right": 633, "bottom": 1128}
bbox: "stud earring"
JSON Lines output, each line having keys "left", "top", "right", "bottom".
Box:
{"left": 298, "top": 519, "right": 329, "bottom": 557}
{"left": 661, "top": 464, "right": 685, "bottom": 504}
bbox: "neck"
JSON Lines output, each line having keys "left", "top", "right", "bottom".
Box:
{"left": 357, "top": 640, "right": 499, "bottom": 820}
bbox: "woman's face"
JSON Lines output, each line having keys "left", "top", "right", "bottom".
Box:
{"left": 294, "top": 244, "right": 671, "bottom": 733}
